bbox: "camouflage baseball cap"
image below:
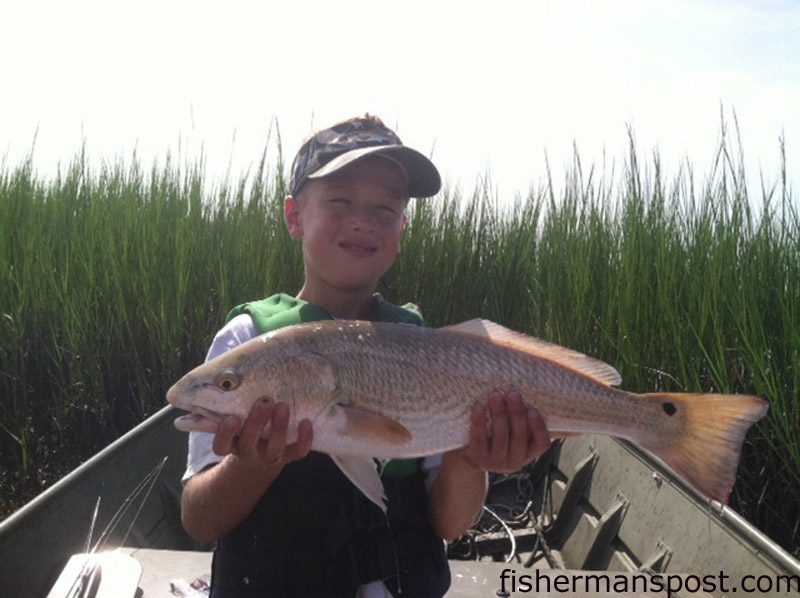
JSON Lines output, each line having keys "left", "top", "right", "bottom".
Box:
{"left": 288, "top": 114, "right": 441, "bottom": 199}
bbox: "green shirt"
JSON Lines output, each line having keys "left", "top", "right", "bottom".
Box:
{"left": 226, "top": 292, "right": 424, "bottom": 330}
{"left": 225, "top": 292, "right": 425, "bottom": 477}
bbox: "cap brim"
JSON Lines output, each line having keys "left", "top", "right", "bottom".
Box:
{"left": 307, "top": 145, "right": 441, "bottom": 198}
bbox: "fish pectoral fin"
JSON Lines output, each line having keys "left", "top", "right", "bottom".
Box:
{"left": 441, "top": 319, "right": 622, "bottom": 387}
{"left": 330, "top": 404, "right": 413, "bottom": 446}
{"left": 330, "top": 455, "right": 387, "bottom": 512}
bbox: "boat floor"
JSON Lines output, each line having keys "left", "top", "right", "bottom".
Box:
{"left": 14, "top": 410, "right": 796, "bottom": 597}
{"left": 83, "top": 547, "right": 705, "bottom": 597}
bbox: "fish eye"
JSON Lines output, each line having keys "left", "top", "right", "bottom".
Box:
{"left": 215, "top": 370, "right": 241, "bottom": 391}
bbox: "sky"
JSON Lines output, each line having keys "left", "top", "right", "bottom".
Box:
{"left": 2, "top": 0, "right": 798, "bottom": 202}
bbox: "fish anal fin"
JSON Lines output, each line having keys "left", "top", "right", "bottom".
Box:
{"left": 441, "top": 319, "right": 622, "bottom": 387}
{"left": 330, "top": 455, "right": 387, "bottom": 511}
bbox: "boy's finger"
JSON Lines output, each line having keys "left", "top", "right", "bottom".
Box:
{"left": 212, "top": 415, "right": 242, "bottom": 456}
{"left": 506, "top": 393, "right": 529, "bottom": 468}
{"left": 525, "top": 408, "right": 551, "bottom": 462}
{"left": 261, "top": 402, "right": 290, "bottom": 464}
{"left": 488, "top": 392, "right": 510, "bottom": 463}
{"left": 238, "top": 398, "right": 273, "bottom": 456}
{"left": 284, "top": 419, "right": 314, "bottom": 463}
{"left": 466, "top": 403, "right": 488, "bottom": 469}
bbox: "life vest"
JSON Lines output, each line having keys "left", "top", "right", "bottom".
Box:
{"left": 209, "top": 294, "right": 451, "bottom": 597}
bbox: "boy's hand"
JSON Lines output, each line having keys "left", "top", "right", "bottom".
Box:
{"left": 456, "top": 391, "right": 551, "bottom": 473}
{"left": 431, "top": 391, "right": 551, "bottom": 540}
{"left": 212, "top": 397, "right": 313, "bottom": 474}
{"left": 181, "top": 398, "right": 313, "bottom": 545}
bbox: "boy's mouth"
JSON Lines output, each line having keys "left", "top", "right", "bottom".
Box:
{"left": 339, "top": 241, "right": 377, "bottom": 256}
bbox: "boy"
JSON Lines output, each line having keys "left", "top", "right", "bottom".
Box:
{"left": 180, "top": 114, "right": 551, "bottom": 597}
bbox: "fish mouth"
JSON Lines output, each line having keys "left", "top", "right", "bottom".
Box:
{"left": 173, "top": 406, "right": 227, "bottom": 433}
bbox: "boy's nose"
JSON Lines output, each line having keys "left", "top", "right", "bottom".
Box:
{"left": 350, "top": 208, "right": 376, "bottom": 231}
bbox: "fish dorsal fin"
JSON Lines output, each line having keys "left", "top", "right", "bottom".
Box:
{"left": 440, "top": 319, "right": 622, "bottom": 387}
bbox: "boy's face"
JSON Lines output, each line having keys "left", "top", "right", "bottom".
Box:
{"left": 285, "top": 155, "right": 410, "bottom": 294}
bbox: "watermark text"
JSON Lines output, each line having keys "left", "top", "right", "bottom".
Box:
{"left": 498, "top": 567, "right": 799, "bottom": 595}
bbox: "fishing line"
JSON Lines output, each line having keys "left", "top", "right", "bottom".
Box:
{"left": 90, "top": 456, "right": 169, "bottom": 553}
{"left": 84, "top": 497, "right": 101, "bottom": 554}
{"left": 65, "top": 498, "right": 102, "bottom": 598}
{"left": 381, "top": 508, "right": 403, "bottom": 595}
{"left": 63, "top": 457, "right": 169, "bottom": 598}
{"left": 119, "top": 456, "right": 169, "bottom": 548}
{"left": 482, "top": 504, "right": 517, "bottom": 563}
{"left": 377, "top": 461, "right": 403, "bottom": 595}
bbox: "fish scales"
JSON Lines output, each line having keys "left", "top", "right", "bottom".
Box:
{"left": 168, "top": 318, "right": 767, "bottom": 507}
{"left": 286, "top": 322, "right": 674, "bottom": 454}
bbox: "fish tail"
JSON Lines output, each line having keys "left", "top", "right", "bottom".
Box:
{"left": 637, "top": 393, "right": 767, "bottom": 504}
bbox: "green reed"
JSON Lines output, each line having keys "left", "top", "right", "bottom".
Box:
{"left": 0, "top": 132, "right": 797, "bottom": 555}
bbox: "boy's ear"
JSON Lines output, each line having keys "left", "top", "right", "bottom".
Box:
{"left": 394, "top": 213, "right": 409, "bottom": 255}
{"left": 285, "top": 196, "right": 303, "bottom": 238}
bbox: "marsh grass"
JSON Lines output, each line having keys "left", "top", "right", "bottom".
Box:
{"left": 0, "top": 132, "right": 797, "bottom": 555}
